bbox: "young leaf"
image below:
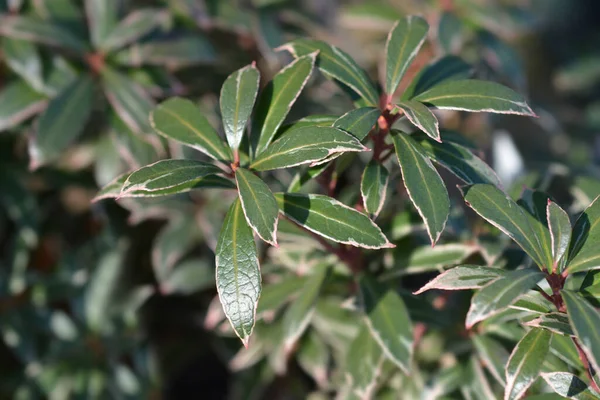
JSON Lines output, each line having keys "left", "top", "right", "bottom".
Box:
{"left": 332, "top": 107, "right": 380, "bottom": 141}
{"left": 413, "top": 79, "right": 536, "bottom": 116}
{"left": 419, "top": 138, "right": 501, "bottom": 186}
{"left": 567, "top": 195, "right": 600, "bottom": 274}
{"left": 547, "top": 201, "right": 571, "bottom": 271}
{"left": 282, "top": 263, "right": 330, "bottom": 352}
{"left": 504, "top": 328, "right": 552, "bottom": 400}
{"left": 0, "top": 81, "right": 47, "bottom": 132}
{"left": 235, "top": 168, "right": 279, "bottom": 246}
{"left": 84, "top": 0, "right": 118, "bottom": 47}
{"left": 462, "top": 184, "right": 550, "bottom": 269}
{"left": 359, "top": 275, "right": 413, "bottom": 373}
{"left": 542, "top": 372, "right": 600, "bottom": 400}
{"left": 121, "top": 159, "right": 223, "bottom": 195}
{"left": 562, "top": 290, "right": 600, "bottom": 371}
{"left": 414, "top": 265, "right": 505, "bottom": 294}
{"left": 524, "top": 313, "right": 574, "bottom": 336}
{"left": 251, "top": 53, "right": 316, "bottom": 155}
{"left": 396, "top": 100, "right": 440, "bottom": 142}
{"left": 466, "top": 268, "right": 544, "bottom": 328}
{"left": 278, "top": 39, "right": 379, "bottom": 107}
{"left": 150, "top": 97, "right": 232, "bottom": 162}
{"left": 215, "top": 198, "right": 262, "bottom": 347}
{"left": 392, "top": 131, "right": 450, "bottom": 244}
{"left": 250, "top": 126, "right": 367, "bottom": 171}
{"left": 385, "top": 16, "right": 429, "bottom": 96}
{"left": 0, "top": 15, "right": 88, "bottom": 52}
{"left": 100, "top": 8, "right": 169, "bottom": 52}
{"left": 344, "top": 323, "right": 385, "bottom": 399}
{"left": 275, "top": 193, "right": 393, "bottom": 249}
{"left": 220, "top": 64, "right": 260, "bottom": 151}
{"left": 361, "top": 161, "right": 389, "bottom": 217}
{"left": 29, "top": 75, "right": 94, "bottom": 168}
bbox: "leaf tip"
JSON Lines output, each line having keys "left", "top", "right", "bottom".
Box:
{"left": 241, "top": 336, "right": 250, "bottom": 349}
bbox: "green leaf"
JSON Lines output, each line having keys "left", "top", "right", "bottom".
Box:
{"left": 2, "top": 38, "right": 43, "bottom": 92}
{"left": 405, "top": 55, "right": 473, "bottom": 99}
{"left": 29, "top": 75, "right": 94, "bottom": 168}
{"left": 114, "top": 35, "right": 216, "bottom": 68}
{"left": 275, "top": 193, "right": 393, "bottom": 249}
{"left": 100, "top": 8, "right": 169, "bottom": 52}
{"left": 250, "top": 126, "right": 367, "bottom": 171}
{"left": 419, "top": 138, "right": 501, "bottom": 185}
{"left": 392, "top": 131, "right": 450, "bottom": 244}
{"left": 581, "top": 271, "right": 600, "bottom": 306}
{"left": 437, "top": 12, "right": 464, "bottom": 54}
{"left": 282, "top": 263, "right": 330, "bottom": 352}
{"left": 542, "top": 372, "right": 600, "bottom": 400}
{"left": 251, "top": 53, "right": 316, "bottom": 155}
{"left": 562, "top": 290, "right": 600, "bottom": 372}
{"left": 518, "top": 189, "right": 554, "bottom": 271}
{"left": 150, "top": 97, "right": 232, "bottom": 162}
{"left": 121, "top": 159, "right": 223, "bottom": 195}
{"left": 0, "top": 80, "right": 47, "bottom": 132}
{"left": 235, "top": 168, "right": 279, "bottom": 246}
{"left": 505, "top": 328, "right": 552, "bottom": 400}
{"left": 396, "top": 100, "right": 440, "bottom": 141}
{"left": 466, "top": 268, "right": 544, "bottom": 328}
{"left": 567, "top": 195, "right": 600, "bottom": 273}
{"left": 473, "top": 334, "right": 510, "bottom": 386}
{"left": 524, "top": 313, "right": 574, "bottom": 336}
{"left": 109, "top": 112, "right": 162, "bottom": 168}
{"left": 220, "top": 64, "right": 260, "bottom": 151}
{"left": 0, "top": 15, "right": 88, "bottom": 52}
{"left": 333, "top": 107, "right": 380, "bottom": 141}
{"left": 547, "top": 201, "right": 571, "bottom": 271}
{"left": 361, "top": 161, "right": 389, "bottom": 217}
{"left": 385, "top": 243, "right": 477, "bottom": 278}
{"left": 359, "top": 275, "right": 413, "bottom": 373}
{"left": 287, "top": 163, "right": 330, "bottom": 193}
{"left": 256, "top": 276, "right": 306, "bottom": 317}
{"left": 297, "top": 331, "right": 330, "bottom": 388}
{"left": 385, "top": 16, "right": 429, "bottom": 96}
{"left": 216, "top": 198, "right": 262, "bottom": 347}
{"left": 84, "top": 0, "right": 118, "bottom": 47}
{"left": 462, "top": 184, "right": 551, "bottom": 269}
{"left": 344, "top": 323, "right": 385, "bottom": 399}
{"left": 414, "top": 265, "right": 505, "bottom": 294}
{"left": 413, "top": 79, "right": 536, "bottom": 116}
{"left": 278, "top": 39, "right": 379, "bottom": 106}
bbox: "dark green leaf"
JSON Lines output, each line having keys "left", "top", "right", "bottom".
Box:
{"left": 220, "top": 64, "right": 260, "bottom": 151}
{"left": 150, "top": 97, "right": 232, "bottom": 162}
{"left": 524, "top": 313, "right": 574, "bottom": 336}
{"left": 359, "top": 275, "right": 413, "bottom": 373}
{"left": 235, "top": 168, "right": 279, "bottom": 246}
{"left": 385, "top": 16, "right": 429, "bottom": 96}
{"left": 466, "top": 268, "right": 544, "bottom": 328}
{"left": 84, "top": 0, "right": 118, "bottom": 47}
{"left": 100, "top": 8, "right": 169, "bottom": 52}
{"left": 361, "top": 161, "right": 389, "bottom": 217}
{"left": 406, "top": 55, "right": 473, "bottom": 99}
{"left": 0, "top": 15, "right": 88, "bottom": 52}
{"left": 2, "top": 38, "right": 43, "bottom": 92}
{"left": 332, "top": 107, "right": 380, "bottom": 141}
{"left": 542, "top": 372, "right": 600, "bottom": 400}
{"left": 251, "top": 53, "right": 316, "bottom": 155}
{"left": 505, "top": 328, "right": 552, "bottom": 400}
{"left": 121, "top": 159, "right": 223, "bottom": 196}
{"left": 0, "top": 80, "right": 47, "bottom": 131}
{"left": 279, "top": 39, "right": 379, "bottom": 106}
{"left": 250, "top": 126, "right": 367, "bottom": 171}
{"left": 282, "top": 263, "right": 330, "bottom": 352}
{"left": 344, "top": 323, "right": 385, "bottom": 399}
{"left": 437, "top": 12, "right": 464, "bottom": 54}
{"left": 216, "top": 198, "right": 262, "bottom": 347}
{"left": 396, "top": 100, "right": 440, "bottom": 141}
{"left": 518, "top": 189, "right": 554, "bottom": 272}
{"left": 547, "top": 201, "right": 571, "bottom": 271}
{"left": 297, "top": 331, "right": 329, "bottom": 388}
{"left": 29, "top": 75, "right": 94, "bottom": 168}
{"left": 562, "top": 290, "right": 600, "bottom": 371}
{"left": 567, "top": 196, "right": 600, "bottom": 273}
{"left": 419, "top": 138, "right": 501, "bottom": 185}
{"left": 275, "top": 193, "right": 393, "bottom": 249}
{"left": 392, "top": 131, "right": 450, "bottom": 244}
{"left": 287, "top": 163, "right": 330, "bottom": 193}
{"left": 385, "top": 243, "right": 477, "bottom": 278}
{"left": 473, "top": 334, "right": 509, "bottom": 386}
{"left": 114, "top": 35, "right": 216, "bottom": 68}
{"left": 109, "top": 112, "right": 162, "bottom": 168}
{"left": 463, "top": 184, "right": 551, "bottom": 268}
{"left": 414, "top": 265, "right": 505, "bottom": 294}
{"left": 413, "top": 79, "right": 536, "bottom": 116}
